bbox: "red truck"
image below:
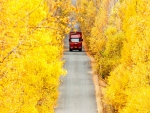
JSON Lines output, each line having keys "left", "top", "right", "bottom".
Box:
{"left": 69, "top": 32, "right": 83, "bottom": 51}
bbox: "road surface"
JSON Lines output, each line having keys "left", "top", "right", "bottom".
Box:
{"left": 55, "top": 0, "right": 97, "bottom": 112}
{"left": 55, "top": 22, "right": 97, "bottom": 112}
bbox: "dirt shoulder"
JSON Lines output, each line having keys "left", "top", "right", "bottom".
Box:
{"left": 83, "top": 42, "right": 108, "bottom": 113}
{"left": 91, "top": 60, "right": 108, "bottom": 113}
{"left": 83, "top": 41, "right": 114, "bottom": 113}
{"left": 91, "top": 59, "right": 111, "bottom": 113}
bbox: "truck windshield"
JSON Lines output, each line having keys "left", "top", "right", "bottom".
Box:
{"left": 71, "top": 38, "right": 80, "bottom": 42}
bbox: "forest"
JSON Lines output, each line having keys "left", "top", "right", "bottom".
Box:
{"left": 77, "top": 0, "right": 150, "bottom": 112}
{"left": 0, "top": 0, "right": 72, "bottom": 112}
{"left": 1, "top": 0, "right": 150, "bottom": 113}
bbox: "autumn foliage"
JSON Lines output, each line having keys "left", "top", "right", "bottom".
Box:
{"left": 0, "top": 0, "right": 72, "bottom": 112}
{"left": 77, "top": 0, "right": 150, "bottom": 112}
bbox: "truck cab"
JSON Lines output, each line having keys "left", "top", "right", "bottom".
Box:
{"left": 69, "top": 32, "right": 83, "bottom": 51}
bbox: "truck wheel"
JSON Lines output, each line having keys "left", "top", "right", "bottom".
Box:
{"left": 70, "top": 48, "right": 72, "bottom": 51}
{"left": 79, "top": 49, "right": 82, "bottom": 51}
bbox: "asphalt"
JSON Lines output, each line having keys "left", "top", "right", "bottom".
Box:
{"left": 55, "top": 0, "right": 97, "bottom": 112}
{"left": 55, "top": 30, "right": 97, "bottom": 113}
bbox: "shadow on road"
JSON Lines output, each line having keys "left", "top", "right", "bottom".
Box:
{"left": 64, "top": 50, "right": 88, "bottom": 52}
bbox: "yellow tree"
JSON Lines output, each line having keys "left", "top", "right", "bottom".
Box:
{"left": 0, "top": 0, "right": 71, "bottom": 112}
{"left": 76, "top": 0, "right": 97, "bottom": 46}
{"left": 106, "top": 0, "right": 150, "bottom": 112}
{"left": 77, "top": 0, "right": 150, "bottom": 112}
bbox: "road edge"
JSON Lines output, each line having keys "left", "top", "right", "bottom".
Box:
{"left": 83, "top": 42, "right": 104, "bottom": 113}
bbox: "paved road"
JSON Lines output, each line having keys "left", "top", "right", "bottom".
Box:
{"left": 55, "top": 0, "right": 97, "bottom": 112}
{"left": 55, "top": 24, "right": 97, "bottom": 113}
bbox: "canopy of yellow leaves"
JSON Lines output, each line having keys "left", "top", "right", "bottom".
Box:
{"left": 0, "top": 0, "right": 72, "bottom": 112}
{"left": 77, "top": 0, "right": 150, "bottom": 112}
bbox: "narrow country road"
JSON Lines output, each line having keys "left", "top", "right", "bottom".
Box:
{"left": 55, "top": 0, "right": 97, "bottom": 112}
{"left": 55, "top": 22, "right": 97, "bottom": 112}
